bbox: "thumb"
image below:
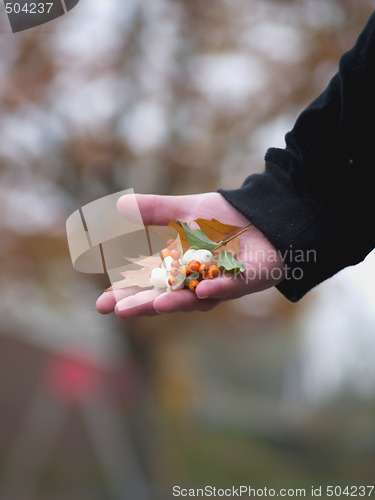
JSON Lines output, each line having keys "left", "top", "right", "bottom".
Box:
{"left": 117, "top": 193, "right": 199, "bottom": 226}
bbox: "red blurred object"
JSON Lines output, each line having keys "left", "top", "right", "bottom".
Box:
{"left": 44, "top": 354, "right": 106, "bottom": 403}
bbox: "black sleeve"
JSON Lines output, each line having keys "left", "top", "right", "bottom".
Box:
{"left": 218, "top": 11, "right": 375, "bottom": 302}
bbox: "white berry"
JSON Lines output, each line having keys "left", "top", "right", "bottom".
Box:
{"left": 194, "top": 249, "right": 214, "bottom": 266}
{"left": 182, "top": 249, "right": 197, "bottom": 265}
{"left": 162, "top": 256, "right": 173, "bottom": 270}
{"left": 150, "top": 267, "right": 167, "bottom": 288}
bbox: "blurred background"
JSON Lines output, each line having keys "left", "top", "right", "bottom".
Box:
{"left": 1, "top": 0, "right": 375, "bottom": 498}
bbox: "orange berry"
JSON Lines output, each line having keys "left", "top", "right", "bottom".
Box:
{"left": 199, "top": 264, "right": 209, "bottom": 275}
{"left": 170, "top": 249, "right": 181, "bottom": 260}
{"left": 180, "top": 265, "right": 192, "bottom": 277}
{"left": 188, "top": 260, "right": 201, "bottom": 273}
{"left": 169, "top": 267, "right": 180, "bottom": 277}
{"left": 188, "top": 279, "right": 200, "bottom": 292}
{"left": 171, "top": 259, "right": 180, "bottom": 268}
{"left": 168, "top": 276, "right": 177, "bottom": 286}
{"left": 166, "top": 238, "right": 176, "bottom": 248}
{"left": 208, "top": 264, "right": 219, "bottom": 279}
{"left": 160, "top": 248, "right": 170, "bottom": 260}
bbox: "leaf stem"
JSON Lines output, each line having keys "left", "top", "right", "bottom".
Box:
{"left": 213, "top": 223, "right": 253, "bottom": 251}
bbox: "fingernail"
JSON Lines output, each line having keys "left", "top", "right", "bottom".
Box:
{"left": 153, "top": 294, "right": 166, "bottom": 313}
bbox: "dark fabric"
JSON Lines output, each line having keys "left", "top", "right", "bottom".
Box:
{"left": 218, "top": 11, "right": 375, "bottom": 302}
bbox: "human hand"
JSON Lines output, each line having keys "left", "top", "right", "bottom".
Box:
{"left": 96, "top": 192, "right": 285, "bottom": 317}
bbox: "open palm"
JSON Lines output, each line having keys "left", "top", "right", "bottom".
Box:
{"left": 96, "top": 193, "right": 284, "bottom": 317}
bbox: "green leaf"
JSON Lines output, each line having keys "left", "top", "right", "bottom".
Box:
{"left": 178, "top": 221, "right": 218, "bottom": 251}
{"left": 217, "top": 250, "right": 245, "bottom": 272}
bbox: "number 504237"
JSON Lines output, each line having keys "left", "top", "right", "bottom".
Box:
{"left": 5, "top": 3, "right": 54, "bottom": 14}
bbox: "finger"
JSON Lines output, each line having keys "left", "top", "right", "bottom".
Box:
{"left": 153, "top": 289, "right": 221, "bottom": 313}
{"left": 194, "top": 273, "right": 264, "bottom": 300}
{"left": 115, "top": 288, "right": 165, "bottom": 318}
{"left": 117, "top": 192, "right": 253, "bottom": 229}
{"left": 96, "top": 287, "right": 144, "bottom": 314}
{"left": 194, "top": 275, "right": 248, "bottom": 300}
{"left": 96, "top": 290, "right": 118, "bottom": 314}
{"left": 117, "top": 193, "right": 197, "bottom": 226}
